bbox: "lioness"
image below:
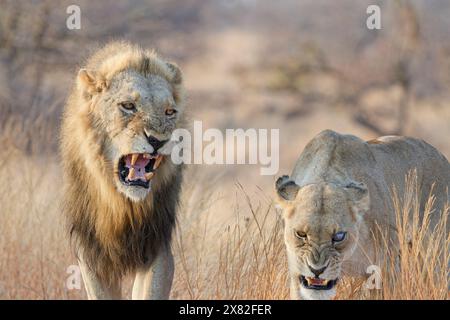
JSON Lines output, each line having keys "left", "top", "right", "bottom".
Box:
{"left": 60, "top": 41, "right": 185, "bottom": 299}
{"left": 275, "top": 130, "right": 449, "bottom": 300}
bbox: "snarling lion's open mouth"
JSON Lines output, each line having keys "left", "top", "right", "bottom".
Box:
{"left": 118, "top": 153, "right": 163, "bottom": 189}
{"left": 300, "top": 275, "right": 338, "bottom": 290}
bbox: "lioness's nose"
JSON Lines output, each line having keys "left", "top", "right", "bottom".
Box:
{"left": 308, "top": 264, "right": 327, "bottom": 277}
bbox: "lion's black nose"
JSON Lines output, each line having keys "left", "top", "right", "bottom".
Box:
{"left": 308, "top": 265, "right": 327, "bottom": 277}
{"left": 146, "top": 135, "right": 168, "bottom": 154}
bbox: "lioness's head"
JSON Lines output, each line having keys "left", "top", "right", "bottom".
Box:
{"left": 75, "top": 42, "right": 185, "bottom": 201}
{"left": 275, "top": 176, "right": 370, "bottom": 300}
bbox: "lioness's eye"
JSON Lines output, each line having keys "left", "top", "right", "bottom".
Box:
{"left": 119, "top": 101, "right": 136, "bottom": 112}
{"left": 294, "top": 230, "right": 307, "bottom": 240}
{"left": 165, "top": 108, "right": 177, "bottom": 116}
{"left": 332, "top": 231, "right": 347, "bottom": 243}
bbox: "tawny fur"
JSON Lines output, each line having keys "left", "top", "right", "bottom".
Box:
{"left": 60, "top": 41, "right": 185, "bottom": 286}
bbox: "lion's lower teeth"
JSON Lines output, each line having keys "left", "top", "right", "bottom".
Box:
{"left": 154, "top": 155, "right": 163, "bottom": 169}
{"left": 123, "top": 153, "right": 158, "bottom": 183}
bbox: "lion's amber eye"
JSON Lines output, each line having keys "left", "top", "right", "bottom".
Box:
{"left": 119, "top": 101, "right": 136, "bottom": 111}
{"left": 294, "top": 230, "right": 307, "bottom": 240}
{"left": 165, "top": 108, "right": 177, "bottom": 116}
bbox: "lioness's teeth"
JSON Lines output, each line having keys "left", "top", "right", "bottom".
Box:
{"left": 131, "top": 154, "right": 139, "bottom": 165}
{"left": 305, "top": 277, "right": 328, "bottom": 286}
{"left": 154, "top": 155, "right": 163, "bottom": 169}
{"left": 128, "top": 167, "right": 136, "bottom": 180}
{"left": 143, "top": 153, "right": 151, "bottom": 159}
{"left": 144, "top": 172, "right": 154, "bottom": 181}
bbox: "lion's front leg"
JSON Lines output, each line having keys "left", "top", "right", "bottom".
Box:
{"left": 78, "top": 258, "right": 122, "bottom": 300}
{"left": 132, "top": 246, "right": 174, "bottom": 300}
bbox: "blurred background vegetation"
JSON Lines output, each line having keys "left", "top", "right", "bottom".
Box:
{"left": 1, "top": 0, "right": 450, "bottom": 155}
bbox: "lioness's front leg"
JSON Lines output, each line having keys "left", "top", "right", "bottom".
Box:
{"left": 78, "top": 257, "right": 122, "bottom": 300}
{"left": 132, "top": 246, "right": 174, "bottom": 300}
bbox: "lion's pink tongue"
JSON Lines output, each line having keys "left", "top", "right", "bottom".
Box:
{"left": 125, "top": 154, "right": 150, "bottom": 181}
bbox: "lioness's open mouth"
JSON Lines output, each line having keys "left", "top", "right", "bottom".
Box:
{"left": 300, "top": 275, "right": 338, "bottom": 290}
{"left": 118, "top": 153, "right": 163, "bottom": 188}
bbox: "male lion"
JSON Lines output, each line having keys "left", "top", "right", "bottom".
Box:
{"left": 275, "top": 130, "right": 449, "bottom": 300}
{"left": 60, "top": 41, "right": 185, "bottom": 299}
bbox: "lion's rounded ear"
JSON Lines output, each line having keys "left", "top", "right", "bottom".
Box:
{"left": 77, "top": 68, "right": 105, "bottom": 100}
{"left": 344, "top": 181, "right": 370, "bottom": 216}
{"left": 166, "top": 62, "right": 182, "bottom": 85}
{"left": 275, "top": 175, "right": 300, "bottom": 201}
{"left": 78, "top": 69, "right": 96, "bottom": 88}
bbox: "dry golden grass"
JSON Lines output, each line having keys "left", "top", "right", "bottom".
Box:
{"left": 374, "top": 174, "right": 449, "bottom": 299}
{"left": 0, "top": 148, "right": 447, "bottom": 300}
{"left": 336, "top": 173, "right": 449, "bottom": 300}
{"left": 0, "top": 147, "right": 75, "bottom": 299}
{"left": 174, "top": 169, "right": 449, "bottom": 300}
{"left": 172, "top": 180, "right": 289, "bottom": 300}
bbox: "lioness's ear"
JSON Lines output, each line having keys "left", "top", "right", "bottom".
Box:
{"left": 344, "top": 181, "right": 370, "bottom": 217}
{"left": 77, "top": 68, "right": 106, "bottom": 100}
{"left": 275, "top": 175, "right": 300, "bottom": 201}
{"left": 166, "top": 62, "right": 182, "bottom": 85}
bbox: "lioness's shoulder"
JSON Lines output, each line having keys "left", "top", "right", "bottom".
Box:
{"left": 291, "top": 130, "right": 373, "bottom": 182}
{"left": 303, "top": 130, "right": 371, "bottom": 159}
{"left": 303, "top": 130, "right": 366, "bottom": 153}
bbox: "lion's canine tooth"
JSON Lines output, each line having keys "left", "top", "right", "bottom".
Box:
{"left": 143, "top": 153, "right": 151, "bottom": 159}
{"left": 131, "top": 154, "right": 139, "bottom": 165}
{"left": 154, "top": 155, "right": 163, "bottom": 169}
{"left": 128, "top": 167, "right": 136, "bottom": 180}
{"left": 145, "top": 172, "right": 154, "bottom": 181}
